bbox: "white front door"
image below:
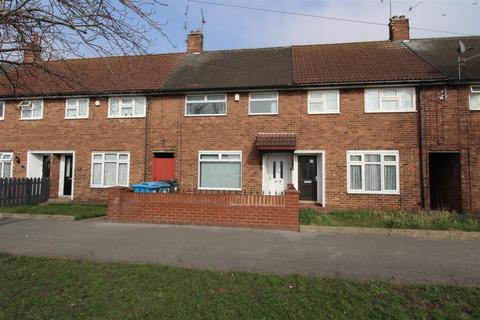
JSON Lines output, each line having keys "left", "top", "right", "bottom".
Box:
{"left": 263, "top": 153, "right": 292, "bottom": 195}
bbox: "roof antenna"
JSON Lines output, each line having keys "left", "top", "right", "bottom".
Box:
{"left": 407, "top": 1, "right": 423, "bottom": 16}
{"left": 381, "top": 0, "right": 392, "bottom": 18}
{"left": 201, "top": 8, "right": 207, "bottom": 33}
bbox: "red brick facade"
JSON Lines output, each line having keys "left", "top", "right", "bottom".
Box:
{"left": 1, "top": 85, "right": 478, "bottom": 213}
{"left": 107, "top": 186, "right": 300, "bottom": 231}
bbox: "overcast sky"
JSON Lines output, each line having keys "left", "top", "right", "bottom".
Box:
{"left": 145, "top": 0, "right": 479, "bottom": 53}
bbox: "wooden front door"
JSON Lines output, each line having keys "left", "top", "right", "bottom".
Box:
{"left": 298, "top": 155, "right": 317, "bottom": 201}
{"left": 63, "top": 155, "right": 73, "bottom": 196}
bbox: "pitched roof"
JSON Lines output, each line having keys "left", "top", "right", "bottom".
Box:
{"left": 292, "top": 41, "right": 446, "bottom": 85}
{"left": 0, "top": 53, "right": 186, "bottom": 98}
{"left": 162, "top": 47, "right": 293, "bottom": 91}
{"left": 405, "top": 36, "right": 480, "bottom": 81}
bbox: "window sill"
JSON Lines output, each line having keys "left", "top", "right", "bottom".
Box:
{"left": 248, "top": 113, "right": 279, "bottom": 116}
{"left": 347, "top": 191, "right": 400, "bottom": 195}
{"left": 308, "top": 111, "right": 340, "bottom": 115}
{"left": 198, "top": 187, "right": 242, "bottom": 191}
{"left": 20, "top": 118, "right": 43, "bottom": 121}
{"left": 184, "top": 114, "right": 227, "bottom": 117}
{"left": 364, "top": 110, "right": 416, "bottom": 114}
{"left": 65, "top": 117, "right": 89, "bottom": 120}
{"left": 107, "top": 115, "right": 146, "bottom": 119}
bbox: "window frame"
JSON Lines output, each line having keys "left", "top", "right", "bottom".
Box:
{"left": 248, "top": 92, "right": 279, "bottom": 115}
{"left": 184, "top": 94, "right": 227, "bottom": 117}
{"left": 108, "top": 96, "right": 147, "bottom": 118}
{"left": 19, "top": 99, "right": 44, "bottom": 120}
{"left": 90, "top": 152, "right": 130, "bottom": 188}
{"left": 197, "top": 151, "right": 242, "bottom": 191}
{"left": 65, "top": 98, "right": 90, "bottom": 119}
{"left": 0, "top": 152, "right": 13, "bottom": 178}
{"left": 0, "top": 101, "right": 4, "bottom": 120}
{"left": 307, "top": 90, "right": 340, "bottom": 114}
{"left": 364, "top": 88, "right": 416, "bottom": 113}
{"left": 346, "top": 150, "right": 400, "bottom": 195}
{"left": 469, "top": 85, "right": 480, "bottom": 111}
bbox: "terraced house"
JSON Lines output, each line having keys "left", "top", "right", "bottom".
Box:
{"left": 1, "top": 16, "right": 479, "bottom": 213}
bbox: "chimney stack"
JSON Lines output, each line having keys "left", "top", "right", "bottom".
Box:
{"left": 389, "top": 15, "right": 410, "bottom": 41}
{"left": 23, "top": 33, "right": 42, "bottom": 64}
{"left": 187, "top": 30, "right": 203, "bottom": 54}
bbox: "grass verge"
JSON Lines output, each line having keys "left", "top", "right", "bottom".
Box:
{"left": 300, "top": 208, "right": 480, "bottom": 232}
{"left": 0, "top": 253, "right": 479, "bottom": 319}
{"left": 0, "top": 203, "right": 106, "bottom": 220}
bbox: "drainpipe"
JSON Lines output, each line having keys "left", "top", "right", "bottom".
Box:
{"left": 143, "top": 99, "right": 150, "bottom": 182}
{"left": 417, "top": 86, "right": 426, "bottom": 209}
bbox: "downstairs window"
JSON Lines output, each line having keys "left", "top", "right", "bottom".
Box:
{"left": 198, "top": 151, "right": 242, "bottom": 190}
{"left": 0, "top": 152, "right": 13, "bottom": 178}
{"left": 347, "top": 151, "right": 399, "bottom": 194}
{"left": 91, "top": 152, "right": 130, "bottom": 187}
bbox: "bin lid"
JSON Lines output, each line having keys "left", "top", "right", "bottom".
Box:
{"left": 141, "top": 181, "right": 170, "bottom": 187}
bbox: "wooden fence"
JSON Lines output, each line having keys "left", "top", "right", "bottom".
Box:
{"left": 0, "top": 178, "right": 50, "bottom": 207}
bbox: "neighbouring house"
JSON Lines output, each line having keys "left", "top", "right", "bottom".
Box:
{"left": 1, "top": 16, "right": 479, "bottom": 213}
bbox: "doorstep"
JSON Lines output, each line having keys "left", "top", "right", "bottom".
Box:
{"left": 300, "top": 225, "right": 480, "bottom": 241}
{"left": 0, "top": 212, "right": 75, "bottom": 221}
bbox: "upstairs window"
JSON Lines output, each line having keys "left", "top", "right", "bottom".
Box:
{"left": 365, "top": 88, "right": 415, "bottom": 113}
{"left": 65, "top": 98, "right": 89, "bottom": 119}
{"left": 469, "top": 86, "right": 480, "bottom": 110}
{"left": 91, "top": 152, "right": 130, "bottom": 187}
{"left": 249, "top": 92, "right": 278, "bottom": 115}
{"left": 347, "top": 151, "right": 399, "bottom": 194}
{"left": 308, "top": 90, "right": 340, "bottom": 114}
{"left": 0, "top": 152, "right": 13, "bottom": 178}
{"left": 108, "top": 96, "right": 146, "bottom": 118}
{"left": 0, "top": 101, "right": 4, "bottom": 120}
{"left": 185, "top": 94, "right": 227, "bottom": 116}
{"left": 198, "top": 151, "right": 242, "bottom": 190}
{"left": 20, "top": 100, "right": 43, "bottom": 120}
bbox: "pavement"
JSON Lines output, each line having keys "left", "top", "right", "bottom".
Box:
{"left": 0, "top": 218, "right": 479, "bottom": 286}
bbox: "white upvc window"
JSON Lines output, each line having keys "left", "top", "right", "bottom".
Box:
{"left": 308, "top": 90, "right": 340, "bottom": 114}
{"left": 185, "top": 94, "right": 227, "bottom": 116}
{"left": 249, "top": 92, "right": 278, "bottom": 115}
{"left": 0, "top": 101, "right": 4, "bottom": 120}
{"left": 91, "top": 152, "right": 130, "bottom": 187}
{"left": 65, "top": 98, "right": 89, "bottom": 119}
{"left": 108, "top": 96, "right": 146, "bottom": 118}
{"left": 0, "top": 152, "right": 13, "bottom": 178}
{"left": 20, "top": 99, "right": 43, "bottom": 120}
{"left": 365, "top": 88, "right": 416, "bottom": 113}
{"left": 469, "top": 86, "right": 480, "bottom": 110}
{"left": 347, "top": 151, "right": 400, "bottom": 195}
{"left": 198, "top": 151, "right": 242, "bottom": 190}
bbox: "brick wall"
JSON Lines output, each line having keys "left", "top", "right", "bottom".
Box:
{"left": 107, "top": 186, "right": 300, "bottom": 231}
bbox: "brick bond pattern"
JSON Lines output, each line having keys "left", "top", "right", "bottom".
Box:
{"left": 107, "top": 187, "right": 300, "bottom": 231}
{"left": 1, "top": 85, "right": 479, "bottom": 213}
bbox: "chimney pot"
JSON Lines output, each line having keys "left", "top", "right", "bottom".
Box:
{"left": 389, "top": 16, "right": 410, "bottom": 41}
{"left": 187, "top": 30, "right": 203, "bottom": 54}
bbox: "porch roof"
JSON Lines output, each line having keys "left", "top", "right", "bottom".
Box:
{"left": 256, "top": 133, "right": 296, "bottom": 150}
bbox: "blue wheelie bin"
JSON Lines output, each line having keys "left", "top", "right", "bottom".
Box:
{"left": 131, "top": 182, "right": 170, "bottom": 193}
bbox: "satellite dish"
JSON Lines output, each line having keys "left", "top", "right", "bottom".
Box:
{"left": 457, "top": 41, "right": 466, "bottom": 54}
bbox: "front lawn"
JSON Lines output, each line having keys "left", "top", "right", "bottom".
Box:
{"left": 0, "top": 253, "right": 479, "bottom": 319}
{"left": 0, "top": 203, "right": 107, "bottom": 220}
{"left": 300, "top": 208, "right": 480, "bottom": 232}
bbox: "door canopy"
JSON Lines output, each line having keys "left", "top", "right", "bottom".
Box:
{"left": 256, "top": 133, "right": 296, "bottom": 151}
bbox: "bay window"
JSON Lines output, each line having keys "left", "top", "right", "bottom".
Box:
{"left": 108, "top": 96, "right": 146, "bottom": 118}
{"left": 249, "top": 92, "right": 278, "bottom": 115}
{"left": 198, "top": 151, "right": 242, "bottom": 190}
{"left": 0, "top": 152, "right": 13, "bottom": 178}
{"left": 20, "top": 100, "right": 43, "bottom": 120}
{"left": 65, "top": 98, "right": 89, "bottom": 119}
{"left": 469, "top": 86, "right": 480, "bottom": 110}
{"left": 185, "top": 94, "right": 227, "bottom": 116}
{"left": 308, "top": 90, "right": 340, "bottom": 114}
{"left": 365, "top": 88, "right": 415, "bottom": 112}
{"left": 91, "top": 152, "right": 130, "bottom": 187}
{"left": 347, "top": 151, "right": 399, "bottom": 194}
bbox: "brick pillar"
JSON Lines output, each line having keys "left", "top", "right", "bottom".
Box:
{"left": 107, "top": 187, "right": 130, "bottom": 219}
{"left": 285, "top": 183, "right": 300, "bottom": 231}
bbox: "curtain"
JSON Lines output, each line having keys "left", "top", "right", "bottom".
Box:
{"left": 365, "top": 164, "right": 381, "bottom": 191}
{"left": 104, "top": 163, "right": 117, "bottom": 186}
{"left": 92, "top": 163, "right": 102, "bottom": 185}
{"left": 350, "top": 165, "right": 362, "bottom": 190}
{"left": 118, "top": 163, "right": 128, "bottom": 186}
{"left": 2, "top": 163, "right": 11, "bottom": 178}
{"left": 384, "top": 165, "right": 397, "bottom": 190}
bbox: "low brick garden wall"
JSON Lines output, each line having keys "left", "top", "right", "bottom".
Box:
{"left": 107, "top": 186, "right": 300, "bottom": 231}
